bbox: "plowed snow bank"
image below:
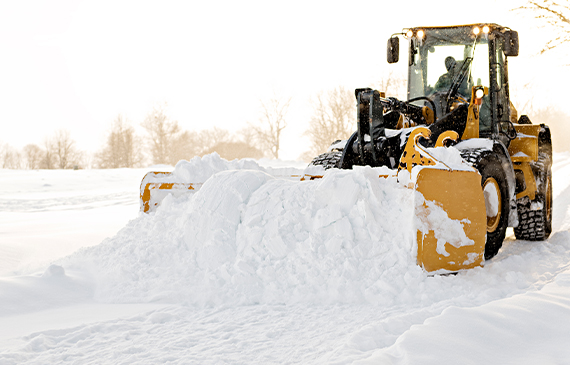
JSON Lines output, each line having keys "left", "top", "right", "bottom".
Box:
{"left": 55, "top": 154, "right": 570, "bottom": 312}
{"left": 62, "top": 156, "right": 420, "bottom": 306}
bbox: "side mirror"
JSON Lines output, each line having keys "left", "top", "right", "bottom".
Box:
{"left": 387, "top": 37, "right": 399, "bottom": 63}
{"left": 503, "top": 30, "right": 519, "bottom": 57}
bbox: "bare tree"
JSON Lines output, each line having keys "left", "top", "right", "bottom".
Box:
{"left": 1, "top": 144, "right": 22, "bottom": 169}
{"left": 196, "top": 127, "right": 231, "bottom": 156}
{"left": 23, "top": 144, "right": 44, "bottom": 169}
{"left": 169, "top": 130, "right": 202, "bottom": 164}
{"left": 40, "top": 138, "right": 54, "bottom": 169}
{"left": 95, "top": 115, "right": 145, "bottom": 168}
{"left": 237, "top": 126, "right": 258, "bottom": 146}
{"left": 251, "top": 96, "right": 291, "bottom": 159}
{"left": 372, "top": 70, "right": 407, "bottom": 100}
{"left": 51, "top": 130, "right": 82, "bottom": 169}
{"left": 304, "top": 86, "right": 355, "bottom": 156}
{"left": 142, "top": 103, "right": 185, "bottom": 165}
{"left": 518, "top": 0, "right": 570, "bottom": 53}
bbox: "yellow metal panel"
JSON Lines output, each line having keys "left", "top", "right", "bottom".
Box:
{"left": 462, "top": 104, "right": 480, "bottom": 140}
{"left": 415, "top": 168, "right": 486, "bottom": 272}
{"left": 461, "top": 86, "right": 487, "bottom": 140}
{"left": 513, "top": 162, "right": 537, "bottom": 201}
{"left": 509, "top": 124, "right": 539, "bottom": 162}
{"left": 139, "top": 171, "right": 199, "bottom": 213}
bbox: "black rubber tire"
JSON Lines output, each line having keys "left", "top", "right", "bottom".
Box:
{"left": 308, "top": 150, "right": 342, "bottom": 170}
{"left": 461, "top": 149, "right": 510, "bottom": 260}
{"left": 514, "top": 152, "right": 552, "bottom": 240}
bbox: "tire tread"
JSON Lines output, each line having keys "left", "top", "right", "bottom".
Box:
{"left": 309, "top": 151, "right": 342, "bottom": 170}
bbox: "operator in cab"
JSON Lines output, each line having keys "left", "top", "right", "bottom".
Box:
{"left": 434, "top": 56, "right": 457, "bottom": 90}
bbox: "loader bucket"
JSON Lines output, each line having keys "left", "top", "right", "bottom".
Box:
{"left": 413, "top": 165, "right": 486, "bottom": 272}
{"left": 140, "top": 171, "right": 202, "bottom": 213}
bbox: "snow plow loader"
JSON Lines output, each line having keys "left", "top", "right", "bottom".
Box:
{"left": 140, "top": 24, "right": 552, "bottom": 274}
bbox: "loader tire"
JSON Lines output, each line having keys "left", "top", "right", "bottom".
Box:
{"left": 309, "top": 150, "right": 342, "bottom": 170}
{"left": 514, "top": 152, "right": 552, "bottom": 241}
{"left": 461, "top": 149, "right": 509, "bottom": 260}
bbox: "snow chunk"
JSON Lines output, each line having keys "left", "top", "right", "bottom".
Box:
{"left": 456, "top": 138, "right": 494, "bottom": 150}
{"left": 512, "top": 151, "right": 529, "bottom": 158}
{"left": 415, "top": 192, "right": 474, "bottom": 257}
{"left": 327, "top": 140, "right": 347, "bottom": 151}
{"left": 426, "top": 146, "right": 474, "bottom": 171}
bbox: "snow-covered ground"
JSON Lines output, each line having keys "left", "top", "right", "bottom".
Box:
{"left": 1, "top": 153, "right": 570, "bottom": 364}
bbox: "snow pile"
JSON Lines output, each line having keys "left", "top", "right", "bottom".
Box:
{"left": 3, "top": 153, "right": 570, "bottom": 363}
{"left": 56, "top": 152, "right": 570, "bottom": 310}
{"left": 62, "top": 163, "right": 420, "bottom": 306}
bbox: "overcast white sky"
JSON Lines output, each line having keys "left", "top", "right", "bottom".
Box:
{"left": 0, "top": 0, "right": 566, "bottom": 160}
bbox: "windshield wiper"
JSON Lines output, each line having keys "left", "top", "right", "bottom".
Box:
{"left": 445, "top": 56, "right": 473, "bottom": 106}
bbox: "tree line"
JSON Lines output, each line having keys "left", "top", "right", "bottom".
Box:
{"left": 1, "top": 130, "right": 84, "bottom": 170}
{"left": 4, "top": 64, "right": 569, "bottom": 171}
{"left": 1, "top": 77, "right": 405, "bottom": 170}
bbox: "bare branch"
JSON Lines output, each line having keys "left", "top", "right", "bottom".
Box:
{"left": 47, "top": 130, "right": 83, "bottom": 169}
{"left": 251, "top": 95, "right": 292, "bottom": 159}
{"left": 96, "top": 115, "right": 145, "bottom": 168}
{"left": 22, "top": 144, "right": 44, "bottom": 169}
{"left": 142, "top": 103, "right": 184, "bottom": 165}
{"left": 0, "top": 144, "right": 22, "bottom": 169}
{"left": 304, "top": 86, "right": 355, "bottom": 156}
{"left": 516, "top": 0, "right": 570, "bottom": 53}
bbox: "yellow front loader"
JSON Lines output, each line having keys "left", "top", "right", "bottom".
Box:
{"left": 140, "top": 24, "right": 552, "bottom": 273}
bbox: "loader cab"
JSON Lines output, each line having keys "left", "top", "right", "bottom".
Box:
{"left": 389, "top": 24, "right": 518, "bottom": 143}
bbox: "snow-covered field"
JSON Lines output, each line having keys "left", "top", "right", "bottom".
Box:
{"left": 1, "top": 153, "right": 570, "bottom": 364}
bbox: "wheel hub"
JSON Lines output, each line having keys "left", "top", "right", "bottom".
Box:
{"left": 483, "top": 177, "right": 501, "bottom": 232}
